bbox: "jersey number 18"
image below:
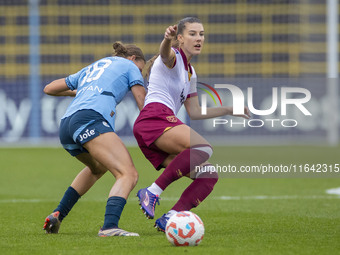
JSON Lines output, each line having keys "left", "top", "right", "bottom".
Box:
{"left": 79, "top": 59, "right": 112, "bottom": 87}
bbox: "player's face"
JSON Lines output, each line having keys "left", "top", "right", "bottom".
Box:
{"left": 132, "top": 59, "right": 145, "bottom": 73}
{"left": 178, "top": 22, "right": 205, "bottom": 58}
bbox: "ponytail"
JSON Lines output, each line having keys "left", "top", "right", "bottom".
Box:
{"left": 112, "top": 41, "right": 145, "bottom": 62}
{"left": 112, "top": 41, "right": 128, "bottom": 57}
{"left": 143, "top": 55, "right": 158, "bottom": 81}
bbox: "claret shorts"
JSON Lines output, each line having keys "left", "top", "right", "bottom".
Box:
{"left": 133, "top": 102, "right": 184, "bottom": 170}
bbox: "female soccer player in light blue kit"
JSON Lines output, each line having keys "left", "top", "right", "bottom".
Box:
{"left": 43, "top": 42, "right": 146, "bottom": 237}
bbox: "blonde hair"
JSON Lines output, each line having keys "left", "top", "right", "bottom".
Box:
{"left": 112, "top": 41, "right": 145, "bottom": 62}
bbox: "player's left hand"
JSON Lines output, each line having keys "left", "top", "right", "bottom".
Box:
{"left": 164, "top": 25, "right": 177, "bottom": 40}
{"left": 232, "top": 106, "right": 251, "bottom": 119}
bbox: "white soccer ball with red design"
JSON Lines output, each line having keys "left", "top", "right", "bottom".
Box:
{"left": 165, "top": 211, "right": 205, "bottom": 246}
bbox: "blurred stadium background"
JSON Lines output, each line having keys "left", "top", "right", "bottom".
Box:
{"left": 0, "top": 0, "right": 339, "bottom": 145}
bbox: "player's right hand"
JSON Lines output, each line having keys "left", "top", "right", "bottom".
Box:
{"left": 164, "top": 25, "right": 177, "bottom": 40}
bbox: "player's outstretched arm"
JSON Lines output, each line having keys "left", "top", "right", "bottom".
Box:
{"left": 184, "top": 96, "right": 250, "bottom": 120}
{"left": 44, "top": 78, "right": 76, "bottom": 97}
{"left": 160, "top": 25, "right": 177, "bottom": 68}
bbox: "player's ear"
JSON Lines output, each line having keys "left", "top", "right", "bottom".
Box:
{"left": 127, "top": 55, "right": 136, "bottom": 61}
{"left": 177, "top": 34, "right": 184, "bottom": 44}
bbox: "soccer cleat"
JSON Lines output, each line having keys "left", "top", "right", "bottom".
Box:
{"left": 154, "top": 213, "right": 170, "bottom": 233}
{"left": 98, "top": 227, "right": 139, "bottom": 237}
{"left": 137, "top": 188, "right": 160, "bottom": 219}
{"left": 43, "top": 211, "right": 61, "bottom": 234}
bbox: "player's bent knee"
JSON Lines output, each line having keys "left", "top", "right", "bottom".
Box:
{"left": 123, "top": 169, "right": 139, "bottom": 187}
{"left": 131, "top": 170, "right": 139, "bottom": 185}
{"left": 192, "top": 144, "right": 213, "bottom": 159}
{"left": 90, "top": 164, "right": 107, "bottom": 176}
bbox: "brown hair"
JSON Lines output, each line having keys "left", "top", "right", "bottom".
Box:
{"left": 177, "top": 17, "right": 202, "bottom": 36}
{"left": 112, "top": 41, "right": 145, "bottom": 62}
{"left": 144, "top": 40, "right": 179, "bottom": 80}
{"left": 144, "top": 17, "right": 201, "bottom": 80}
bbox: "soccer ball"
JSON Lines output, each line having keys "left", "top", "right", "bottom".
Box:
{"left": 165, "top": 211, "right": 204, "bottom": 246}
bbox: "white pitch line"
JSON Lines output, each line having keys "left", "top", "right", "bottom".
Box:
{"left": 0, "top": 194, "right": 339, "bottom": 204}
{"left": 162, "top": 195, "right": 340, "bottom": 201}
{"left": 214, "top": 195, "right": 339, "bottom": 200}
{"left": 0, "top": 199, "right": 51, "bottom": 203}
{"left": 326, "top": 187, "right": 340, "bottom": 195}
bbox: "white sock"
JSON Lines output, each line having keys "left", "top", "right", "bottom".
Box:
{"left": 147, "top": 183, "right": 163, "bottom": 196}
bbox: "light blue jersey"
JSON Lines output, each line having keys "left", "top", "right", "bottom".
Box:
{"left": 63, "top": 56, "right": 144, "bottom": 130}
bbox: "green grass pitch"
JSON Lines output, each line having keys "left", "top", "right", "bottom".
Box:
{"left": 0, "top": 146, "right": 339, "bottom": 255}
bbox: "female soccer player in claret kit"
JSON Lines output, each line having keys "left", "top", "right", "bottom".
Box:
{"left": 134, "top": 17, "right": 250, "bottom": 232}
{"left": 43, "top": 42, "right": 146, "bottom": 237}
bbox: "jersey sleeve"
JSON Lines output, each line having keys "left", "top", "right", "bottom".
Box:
{"left": 187, "top": 66, "right": 198, "bottom": 98}
{"left": 65, "top": 68, "right": 85, "bottom": 90}
{"left": 128, "top": 63, "right": 144, "bottom": 88}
